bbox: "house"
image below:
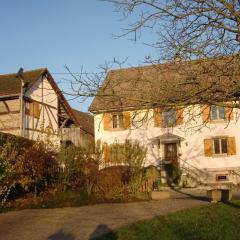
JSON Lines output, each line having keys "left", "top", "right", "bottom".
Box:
{"left": 89, "top": 56, "right": 240, "bottom": 186}
{"left": 0, "top": 68, "right": 94, "bottom": 146}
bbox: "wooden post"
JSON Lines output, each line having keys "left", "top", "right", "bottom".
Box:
{"left": 19, "top": 78, "right": 25, "bottom": 137}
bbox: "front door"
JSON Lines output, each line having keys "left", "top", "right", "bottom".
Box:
{"left": 164, "top": 143, "right": 178, "bottom": 165}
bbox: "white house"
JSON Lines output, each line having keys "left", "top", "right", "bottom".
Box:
{"left": 0, "top": 68, "right": 94, "bottom": 146}
{"left": 89, "top": 56, "right": 240, "bottom": 186}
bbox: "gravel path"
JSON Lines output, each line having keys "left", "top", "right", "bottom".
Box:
{"left": 0, "top": 189, "right": 214, "bottom": 240}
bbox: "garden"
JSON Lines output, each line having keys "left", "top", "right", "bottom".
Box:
{"left": 0, "top": 132, "right": 160, "bottom": 211}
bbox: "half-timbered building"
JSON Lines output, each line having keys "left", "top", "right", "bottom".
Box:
{"left": 0, "top": 68, "right": 94, "bottom": 146}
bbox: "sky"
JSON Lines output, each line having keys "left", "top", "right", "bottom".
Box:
{"left": 0, "top": 0, "right": 156, "bottom": 112}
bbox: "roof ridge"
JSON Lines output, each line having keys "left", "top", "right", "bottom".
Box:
{"left": 108, "top": 55, "right": 237, "bottom": 73}
{"left": 0, "top": 68, "right": 47, "bottom": 77}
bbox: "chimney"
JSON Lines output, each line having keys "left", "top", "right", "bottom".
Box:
{"left": 174, "top": 53, "right": 182, "bottom": 63}
{"left": 16, "top": 67, "right": 24, "bottom": 79}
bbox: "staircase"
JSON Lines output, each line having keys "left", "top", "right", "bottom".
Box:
{"left": 178, "top": 157, "right": 210, "bottom": 187}
{"left": 179, "top": 157, "right": 240, "bottom": 189}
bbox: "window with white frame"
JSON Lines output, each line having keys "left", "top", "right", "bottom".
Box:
{"left": 213, "top": 137, "right": 228, "bottom": 155}
{"left": 112, "top": 113, "right": 124, "bottom": 129}
{"left": 162, "top": 110, "right": 176, "bottom": 128}
{"left": 211, "top": 105, "right": 225, "bottom": 120}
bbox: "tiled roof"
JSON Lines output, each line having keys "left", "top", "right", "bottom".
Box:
{"left": 89, "top": 56, "right": 240, "bottom": 112}
{"left": 0, "top": 68, "right": 80, "bottom": 127}
{"left": 0, "top": 68, "right": 46, "bottom": 97}
{"left": 72, "top": 109, "right": 94, "bottom": 136}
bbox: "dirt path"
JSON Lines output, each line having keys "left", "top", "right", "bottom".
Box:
{"left": 0, "top": 190, "right": 211, "bottom": 240}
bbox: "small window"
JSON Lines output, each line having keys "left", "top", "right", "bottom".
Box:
{"left": 213, "top": 138, "right": 228, "bottom": 155}
{"left": 112, "top": 113, "right": 124, "bottom": 129}
{"left": 211, "top": 105, "right": 225, "bottom": 120}
{"left": 162, "top": 110, "right": 176, "bottom": 128}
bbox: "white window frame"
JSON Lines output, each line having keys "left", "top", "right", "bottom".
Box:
{"left": 210, "top": 105, "right": 225, "bottom": 121}
{"left": 213, "top": 137, "right": 228, "bottom": 156}
{"left": 162, "top": 110, "right": 176, "bottom": 128}
{"left": 112, "top": 113, "right": 124, "bottom": 130}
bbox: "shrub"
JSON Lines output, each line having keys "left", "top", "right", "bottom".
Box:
{"left": 94, "top": 166, "right": 129, "bottom": 200}
{"left": 57, "top": 142, "right": 101, "bottom": 195}
{"left": 102, "top": 140, "right": 147, "bottom": 193}
{"left": 16, "top": 142, "right": 59, "bottom": 196}
{"left": 0, "top": 139, "right": 58, "bottom": 205}
{"left": 0, "top": 141, "right": 20, "bottom": 204}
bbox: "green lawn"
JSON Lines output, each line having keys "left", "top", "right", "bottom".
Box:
{"left": 98, "top": 201, "right": 240, "bottom": 240}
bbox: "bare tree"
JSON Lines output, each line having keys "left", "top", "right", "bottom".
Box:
{"left": 64, "top": 1, "right": 240, "bottom": 130}
{"left": 104, "top": 0, "right": 240, "bottom": 61}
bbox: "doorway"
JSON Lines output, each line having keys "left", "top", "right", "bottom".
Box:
{"left": 164, "top": 143, "right": 178, "bottom": 165}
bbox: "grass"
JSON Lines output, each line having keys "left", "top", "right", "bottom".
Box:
{"left": 98, "top": 201, "right": 240, "bottom": 240}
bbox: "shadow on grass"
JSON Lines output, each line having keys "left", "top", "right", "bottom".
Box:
{"left": 48, "top": 229, "right": 75, "bottom": 240}
{"left": 89, "top": 224, "right": 116, "bottom": 240}
{"left": 223, "top": 201, "right": 240, "bottom": 209}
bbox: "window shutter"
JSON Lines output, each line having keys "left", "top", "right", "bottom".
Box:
{"left": 33, "top": 102, "right": 40, "bottom": 118}
{"left": 202, "top": 105, "right": 210, "bottom": 123}
{"left": 154, "top": 108, "right": 162, "bottom": 127}
{"left": 204, "top": 139, "right": 213, "bottom": 157}
{"left": 123, "top": 111, "right": 131, "bottom": 129}
{"left": 228, "top": 137, "right": 236, "bottom": 155}
{"left": 225, "top": 107, "right": 234, "bottom": 121}
{"left": 103, "top": 144, "right": 112, "bottom": 162}
{"left": 103, "top": 113, "right": 111, "bottom": 131}
{"left": 29, "top": 102, "right": 34, "bottom": 116}
{"left": 176, "top": 108, "right": 184, "bottom": 125}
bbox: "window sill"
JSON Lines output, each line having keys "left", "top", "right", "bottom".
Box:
{"left": 212, "top": 154, "right": 228, "bottom": 158}
{"left": 210, "top": 119, "right": 227, "bottom": 123}
{"left": 109, "top": 128, "right": 125, "bottom": 131}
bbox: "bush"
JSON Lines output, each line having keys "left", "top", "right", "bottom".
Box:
{"left": 94, "top": 166, "right": 129, "bottom": 200}
{"left": 57, "top": 142, "right": 101, "bottom": 195}
{"left": 17, "top": 142, "right": 59, "bottom": 196}
{"left": 0, "top": 138, "right": 58, "bottom": 205}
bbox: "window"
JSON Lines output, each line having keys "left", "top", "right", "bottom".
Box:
{"left": 211, "top": 105, "right": 225, "bottom": 120}
{"left": 213, "top": 138, "right": 228, "bottom": 155}
{"left": 162, "top": 110, "right": 176, "bottom": 127}
{"left": 112, "top": 113, "right": 124, "bottom": 129}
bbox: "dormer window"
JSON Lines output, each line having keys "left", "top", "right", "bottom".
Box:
{"left": 112, "top": 113, "right": 124, "bottom": 129}
{"left": 211, "top": 105, "right": 225, "bottom": 120}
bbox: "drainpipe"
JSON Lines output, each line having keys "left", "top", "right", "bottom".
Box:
{"left": 17, "top": 68, "right": 25, "bottom": 137}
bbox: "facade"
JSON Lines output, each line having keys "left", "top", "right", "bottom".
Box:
{"left": 0, "top": 68, "right": 94, "bottom": 146}
{"left": 90, "top": 57, "right": 240, "bottom": 186}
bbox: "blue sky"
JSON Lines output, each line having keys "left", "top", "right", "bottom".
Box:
{"left": 0, "top": 0, "right": 155, "bottom": 111}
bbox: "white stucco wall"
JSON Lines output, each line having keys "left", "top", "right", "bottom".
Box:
{"left": 94, "top": 106, "right": 240, "bottom": 172}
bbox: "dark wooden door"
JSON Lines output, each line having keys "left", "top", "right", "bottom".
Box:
{"left": 164, "top": 143, "right": 178, "bottom": 164}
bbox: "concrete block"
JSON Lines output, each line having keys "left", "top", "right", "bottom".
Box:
{"left": 207, "top": 189, "right": 232, "bottom": 203}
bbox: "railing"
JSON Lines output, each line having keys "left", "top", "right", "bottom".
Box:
{"left": 178, "top": 156, "right": 210, "bottom": 185}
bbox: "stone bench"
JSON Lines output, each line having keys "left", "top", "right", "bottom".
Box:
{"left": 207, "top": 189, "right": 232, "bottom": 203}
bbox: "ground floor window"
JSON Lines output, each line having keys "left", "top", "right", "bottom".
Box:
{"left": 112, "top": 113, "right": 124, "bottom": 129}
